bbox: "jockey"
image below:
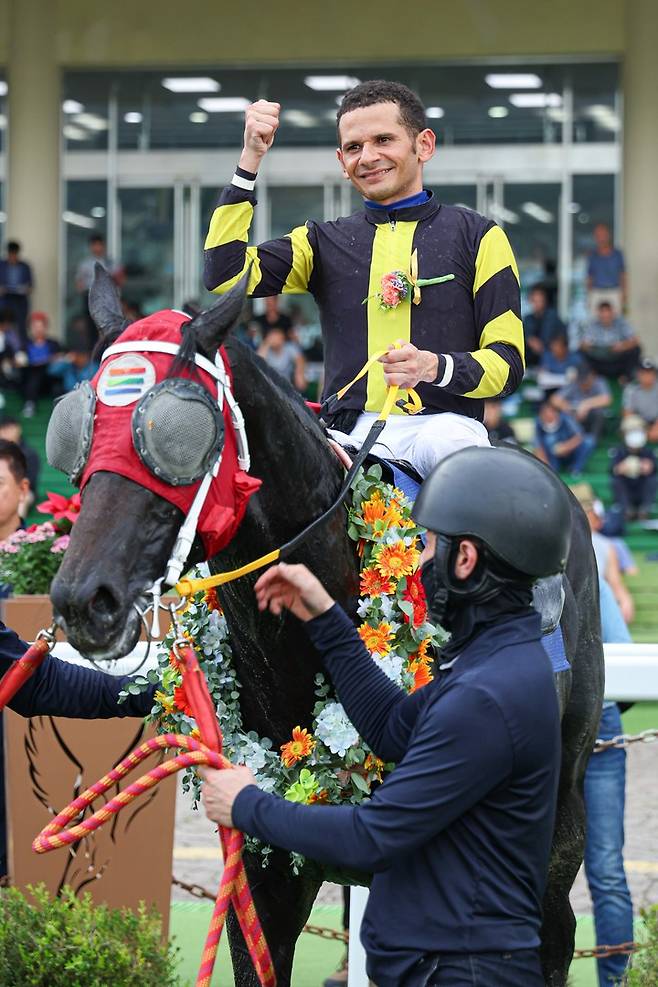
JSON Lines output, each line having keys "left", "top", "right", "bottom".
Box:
{"left": 201, "top": 446, "right": 571, "bottom": 987}
{"left": 203, "top": 80, "right": 524, "bottom": 478}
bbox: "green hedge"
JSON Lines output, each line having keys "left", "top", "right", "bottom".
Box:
{"left": 0, "top": 884, "right": 181, "bottom": 986}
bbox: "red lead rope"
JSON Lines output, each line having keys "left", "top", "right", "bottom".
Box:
{"left": 0, "top": 639, "right": 276, "bottom": 987}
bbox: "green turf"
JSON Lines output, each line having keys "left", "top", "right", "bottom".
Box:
{"left": 622, "top": 701, "right": 658, "bottom": 733}
{"left": 170, "top": 903, "right": 638, "bottom": 987}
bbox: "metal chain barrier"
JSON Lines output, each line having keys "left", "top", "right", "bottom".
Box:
{"left": 593, "top": 727, "right": 658, "bottom": 753}
{"left": 572, "top": 941, "right": 643, "bottom": 960}
{"left": 173, "top": 875, "right": 349, "bottom": 943}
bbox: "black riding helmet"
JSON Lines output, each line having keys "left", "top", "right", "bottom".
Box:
{"left": 413, "top": 445, "right": 572, "bottom": 579}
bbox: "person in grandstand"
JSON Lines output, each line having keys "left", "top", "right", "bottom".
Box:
{"left": 201, "top": 447, "right": 569, "bottom": 987}
{"left": 203, "top": 81, "right": 524, "bottom": 477}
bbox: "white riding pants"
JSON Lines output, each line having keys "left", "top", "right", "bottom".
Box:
{"left": 328, "top": 411, "right": 490, "bottom": 479}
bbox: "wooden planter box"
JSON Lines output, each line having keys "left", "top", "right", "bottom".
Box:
{"left": 1, "top": 595, "right": 176, "bottom": 934}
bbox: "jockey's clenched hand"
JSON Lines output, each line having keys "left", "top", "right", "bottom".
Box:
{"left": 379, "top": 342, "right": 439, "bottom": 388}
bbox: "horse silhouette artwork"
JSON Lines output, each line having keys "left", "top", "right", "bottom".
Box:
{"left": 48, "top": 267, "right": 603, "bottom": 987}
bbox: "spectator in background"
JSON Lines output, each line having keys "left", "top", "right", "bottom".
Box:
{"left": 622, "top": 358, "right": 658, "bottom": 442}
{"left": 484, "top": 398, "right": 516, "bottom": 444}
{"left": 551, "top": 361, "right": 612, "bottom": 441}
{"left": 585, "top": 576, "right": 634, "bottom": 987}
{"left": 258, "top": 326, "right": 307, "bottom": 393}
{"left": 0, "top": 241, "right": 33, "bottom": 346}
{"left": 580, "top": 301, "right": 640, "bottom": 382}
{"left": 21, "top": 312, "right": 60, "bottom": 418}
{"left": 48, "top": 350, "right": 98, "bottom": 395}
{"left": 0, "top": 309, "right": 21, "bottom": 401}
{"left": 0, "top": 417, "right": 40, "bottom": 506}
{"left": 611, "top": 414, "right": 657, "bottom": 521}
{"left": 522, "top": 284, "right": 566, "bottom": 368}
{"left": 0, "top": 440, "right": 29, "bottom": 549}
{"left": 587, "top": 222, "right": 626, "bottom": 316}
{"left": 537, "top": 333, "right": 583, "bottom": 394}
{"left": 571, "top": 482, "right": 635, "bottom": 624}
{"left": 75, "top": 234, "right": 122, "bottom": 351}
{"left": 534, "top": 401, "right": 595, "bottom": 476}
{"left": 251, "top": 295, "right": 292, "bottom": 342}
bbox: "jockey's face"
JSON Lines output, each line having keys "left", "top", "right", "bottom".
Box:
{"left": 337, "top": 102, "right": 435, "bottom": 205}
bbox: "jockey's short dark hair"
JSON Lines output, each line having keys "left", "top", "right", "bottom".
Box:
{"left": 337, "top": 80, "right": 428, "bottom": 141}
{"left": 0, "top": 439, "right": 27, "bottom": 483}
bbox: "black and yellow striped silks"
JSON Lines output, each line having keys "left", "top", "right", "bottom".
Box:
{"left": 204, "top": 187, "right": 524, "bottom": 424}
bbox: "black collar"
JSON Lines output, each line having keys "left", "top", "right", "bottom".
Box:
{"left": 364, "top": 191, "right": 441, "bottom": 225}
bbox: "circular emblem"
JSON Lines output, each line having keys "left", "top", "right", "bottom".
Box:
{"left": 97, "top": 354, "right": 156, "bottom": 407}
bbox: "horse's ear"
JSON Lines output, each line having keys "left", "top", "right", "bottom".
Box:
{"left": 89, "top": 262, "right": 124, "bottom": 336}
{"left": 187, "top": 268, "right": 251, "bottom": 358}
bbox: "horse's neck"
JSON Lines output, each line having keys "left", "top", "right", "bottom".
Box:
{"left": 208, "top": 342, "right": 359, "bottom": 741}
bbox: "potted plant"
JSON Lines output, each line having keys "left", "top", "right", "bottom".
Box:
{"left": 0, "top": 492, "right": 79, "bottom": 639}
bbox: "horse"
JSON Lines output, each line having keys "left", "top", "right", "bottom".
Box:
{"left": 50, "top": 270, "right": 604, "bottom": 987}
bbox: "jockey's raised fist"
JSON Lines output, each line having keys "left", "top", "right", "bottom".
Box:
{"left": 239, "top": 100, "right": 280, "bottom": 172}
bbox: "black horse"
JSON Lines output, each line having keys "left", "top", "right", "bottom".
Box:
{"left": 50, "top": 272, "right": 603, "bottom": 987}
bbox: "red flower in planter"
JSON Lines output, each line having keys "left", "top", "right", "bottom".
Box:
{"left": 37, "top": 492, "right": 81, "bottom": 527}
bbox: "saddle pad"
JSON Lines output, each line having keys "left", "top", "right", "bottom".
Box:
{"left": 542, "top": 625, "right": 571, "bottom": 673}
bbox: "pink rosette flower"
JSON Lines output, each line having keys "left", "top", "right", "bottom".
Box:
{"left": 51, "top": 535, "right": 71, "bottom": 554}
{"left": 379, "top": 272, "right": 408, "bottom": 310}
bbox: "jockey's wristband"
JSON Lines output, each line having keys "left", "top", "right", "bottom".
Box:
{"left": 232, "top": 165, "right": 258, "bottom": 191}
{"left": 433, "top": 353, "right": 454, "bottom": 388}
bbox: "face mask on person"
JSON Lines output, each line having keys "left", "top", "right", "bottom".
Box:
{"left": 624, "top": 429, "right": 647, "bottom": 450}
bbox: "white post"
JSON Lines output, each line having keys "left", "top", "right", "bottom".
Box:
{"left": 347, "top": 885, "right": 370, "bottom": 987}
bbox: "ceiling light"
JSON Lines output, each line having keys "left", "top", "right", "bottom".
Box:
{"left": 63, "top": 210, "right": 96, "bottom": 229}
{"left": 124, "top": 111, "right": 143, "bottom": 124}
{"left": 568, "top": 202, "right": 581, "bottom": 214}
{"left": 91, "top": 206, "right": 106, "bottom": 218}
{"left": 282, "top": 109, "right": 317, "bottom": 127}
{"left": 584, "top": 104, "right": 620, "bottom": 131}
{"left": 426, "top": 106, "right": 444, "bottom": 119}
{"left": 304, "top": 75, "right": 360, "bottom": 91}
{"left": 488, "top": 106, "right": 509, "bottom": 119}
{"left": 198, "top": 97, "right": 250, "bottom": 113}
{"left": 486, "top": 73, "right": 542, "bottom": 89}
{"left": 0, "top": 81, "right": 7, "bottom": 96}
{"left": 546, "top": 107, "right": 566, "bottom": 123}
{"left": 521, "top": 201, "right": 554, "bottom": 223}
{"left": 488, "top": 204, "right": 519, "bottom": 224}
{"left": 162, "top": 77, "right": 220, "bottom": 93}
{"left": 189, "top": 111, "right": 208, "bottom": 124}
{"left": 509, "top": 92, "right": 562, "bottom": 108}
{"left": 73, "top": 112, "right": 109, "bottom": 131}
{"left": 62, "top": 99, "right": 84, "bottom": 114}
{"left": 63, "top": 124, "right": 90, "bottom": 141}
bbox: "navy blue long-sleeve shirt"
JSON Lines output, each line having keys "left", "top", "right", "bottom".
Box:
{"left": 233, "top": 604, "right": 561, "bottom": 986}
{"left": 0, "top": 620, "right": 153, "bottom": 875}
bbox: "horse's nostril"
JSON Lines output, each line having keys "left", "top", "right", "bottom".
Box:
{"left": 90, "top": 585, "right": 121, "bottom": 620}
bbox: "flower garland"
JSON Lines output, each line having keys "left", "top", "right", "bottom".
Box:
{"left": 123, "top": 465, "right": 444, "bottom": 870}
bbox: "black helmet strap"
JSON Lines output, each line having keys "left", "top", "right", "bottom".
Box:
{"left": 433, "top": 533, "right": 531, "bottom": 614}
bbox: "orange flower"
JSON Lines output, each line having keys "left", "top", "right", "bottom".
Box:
{"left": 409, "top": 657, "right": 433, "bottom": 692}
{"left": 414, "top": 638, "right": 431, "bottom": 661}
{"left": 358, "top": 621, "right": 394, "bottom": 656}
{"left": 173, "top": 682, "right": 194, "bottom": 717}
{"left": 308, "top": 788, "right": 329, "bottom": 804}
{"left": 360, "top": 566, "right": 395, "bottom": 598}
{"left": 402, "top": 570, "right": 428, "bottom": 627}
{"left": 280, "top": 726, "right": 316, "bottom": 768}
{"left": 204, "top": 587, "right": 222, "bottom": 613}
{"left": 364, "top": 753, "right": 385, "bottom": 781}
{"left": 375, "top": 541, "right": 420, "bottom": 581}
{"left": 362, "top": 490, "right": 388, "bottom": 526}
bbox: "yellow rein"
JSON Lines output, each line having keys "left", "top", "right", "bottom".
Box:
{"left": 175, "top": 345, "right": 422, "bottom": 600}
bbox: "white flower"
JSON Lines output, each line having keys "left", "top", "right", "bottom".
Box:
{"left": 314, "top": 701, "right": 359, "bottom": 756}
{"left": 379, "top": 594, "right": 396, "bottom": 621}
{"left": 357, "top": 596, "right": 373, "bottom": 619}
{"left": 373, "top": 651, "right": 404, "bottom": 684}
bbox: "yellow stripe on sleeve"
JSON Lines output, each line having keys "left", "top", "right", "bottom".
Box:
{"left": 464, "top": 348, "right": 511, "bottom": 399}
{"left": 204, "top": 201, "right": 253, "bottom": 250}
{"left": 283, "top": 225, "right": 314, "bottom": 294}
{"left": 210, "top": 248, "right": 262, "bottom": 295}
{"left": 479, "top": 309, "right": 525, "bottom": 363}
{"left": 365, "top": 222, "right": 418, "bottom": 414}
{"left": 473, "top": 225, "right": 520, "bottom": 295}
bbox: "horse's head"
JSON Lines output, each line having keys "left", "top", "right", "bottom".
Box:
{"left": 49, "top": 266, "right": 258, "bottom": 660}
